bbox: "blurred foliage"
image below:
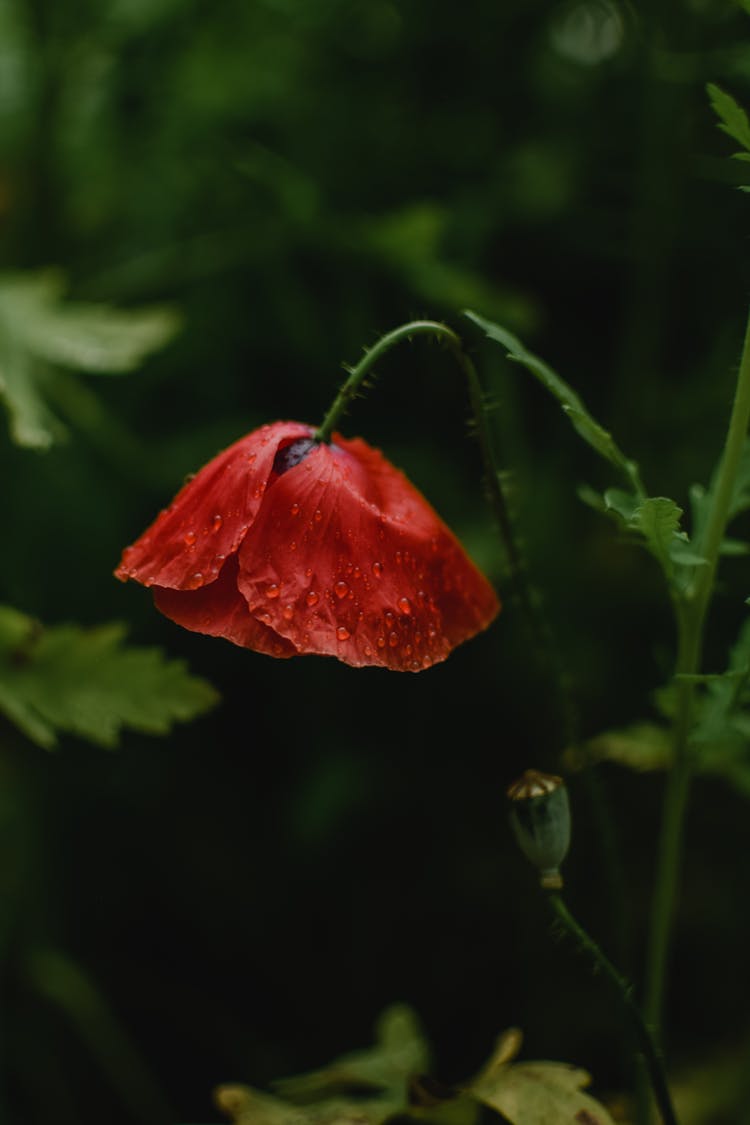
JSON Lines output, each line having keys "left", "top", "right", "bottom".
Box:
{"left": 2, "top": 0, "right": 750, "bottom": 1123}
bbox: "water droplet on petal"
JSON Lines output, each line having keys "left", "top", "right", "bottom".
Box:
{"left": 398, "top": 596, "right": 412, "bottom": 615}
{"left": 265, "top": 583, "right": 281, "bottom": 599}
{"left": 376, "top": 635, "right": 386, "bottom": 648}
{"left": 334, "top": 580, "right": 349, "bottom": 599}
{"left": 384, "top": 611, "right": 395, "bottom": 628}
{"left": 246, "top": 452, "right": 257, "bottom": 464}
{"left": 388, "top": 631, "right": 399, "bottom": 647}
{"left": 184, "top": 530, "right": 197, "bottom": 546}
{"left": 289, "top": 541, "right": 297, "bottom": 551}
{"left": 336, "top": 626, "right": 350, "bottom": 641}
{"left": 364, "top": 645, "right": 373, "bottom": 657}
{"left": 306, "top": 591, "right": 319, "bottom": 607}
{"left": 282, "top": 604, "right": 294, "bottom": 621}
{"left": 211, "top": 514, "right": 223, "bottom": 533}
{"left": 314, "top": 509, "right": 323, "bottom": 522}
{"left": 353, "top": 566, "right": 361, "bottom": 580}
{"left": 290, "top": 503, "right": 300, "bottom": 516}
{"left": 186, "top": 572, "right": 203, "bottom": 589}
{"left": 372, "top": 561, "right": 383, "bottom": 578}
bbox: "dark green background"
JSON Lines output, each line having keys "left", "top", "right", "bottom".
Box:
{"left": 1, "top": 1, "right": 750, "bottom": 1122}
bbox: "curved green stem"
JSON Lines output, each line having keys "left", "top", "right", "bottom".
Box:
{"left": 644, "top": 303, "right": 750, "bottom": 1047}
{"left": 316, "top": 321, "right": 531, "bottom": 619}
{"left": 316, "top": 320, "right": 576, "bottom": 740}
{"left": 548, "top": 893, "right": 679, "bottom": 1125}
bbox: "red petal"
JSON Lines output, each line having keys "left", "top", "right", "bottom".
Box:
{"left": 236, "top": 435, "right": 500, "bottom": 671}
{"left": 153, "top": 555, "right": 296, "bottom": 657}
{"left": 115, "top": 422, "right": 312, "bottom": 590}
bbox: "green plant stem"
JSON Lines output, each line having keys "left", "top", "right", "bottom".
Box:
{"left": 644, "top": 303, "right": 750, "bottom": 1048}
{"left": 315, "top": 319, "right": 538, "bottom": 646}
{"left": 547, "top": 893, "right": 679, "bottom": 1125}
{"left": 317, "top": 321, "right": 588, "bottom": 751}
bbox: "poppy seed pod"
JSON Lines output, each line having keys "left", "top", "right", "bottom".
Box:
{"left": 507, "top": 770, "right": 571, "bottom": 889}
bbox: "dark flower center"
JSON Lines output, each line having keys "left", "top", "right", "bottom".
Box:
{"left": 273, "top": 437, "right": 317, "bottom": 476}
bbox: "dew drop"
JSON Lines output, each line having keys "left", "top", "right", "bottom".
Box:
{"left": 290, "top": 503, "right": 300, "bottom": 516}
{"left": 384, "top": 611, "right": 395, "bottom": 628}
{"left": 314, "top": 509, "right": 323, "bottom": 522}
{"left": 306, "top": 591, "right": 319, "bottom": 607}
{"left": 305, "top": 567, "right": 313, "bottom": 577}
{"left": 211, "top": 514, "right": 223, "bottom": 533}
{"left": 376, "top": 635, "right": 386, "bottom": 649}
{"left": 213, "top": 554, "right": 226, "bottom": 569}
{"left": 260, "top": 611, "right": 272, "bottom": 624}
{"left": 397, "top": 596, "right": 412, "bottom": 615}
{"left": 183, "top": 530, "right": 197, "bottom": 546}
{"left": 145, "top": 575, "right": 155, "bottom": 587}
{"left": 353, "top": 566, "right": 362, "bottom": 581}
{"left": 388, "top": 631, "right": 399, "bottom": 648}
{"left": 186, "top": 572, "right": 203, "bottom": 589}
{"left": 282, "top": 604, "right": 294, "bottom": 621}
{"left": 364, "top": 645, "right": 373, "bottom": 657}
{"left": 246, "top": 452, "right": 257, "bottom": 464}
{"left": 336, "top": 626, "right": 350, "bottom": 641}
{"left": 334, "top": 580, "right": 349, "bottom": 600}
{"left": 265, "top": 583, "right": 281, "bottom": 599}
{"left": 395, "top": 550, "right": 402, "bottom": 565}
{"left": 372, "top": 561, "right": 383, "bottom": 578}
{"left": 404, "top": 644, "right": 413, "bottom": 657}
{"left": 289, "top": 541, "right": 297, "bottom": 551}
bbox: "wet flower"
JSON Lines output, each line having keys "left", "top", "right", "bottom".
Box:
{"left": 115, "top": 421, "right": 500, "bottom": 671}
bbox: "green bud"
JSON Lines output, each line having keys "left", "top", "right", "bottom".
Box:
{"left": 507, "top": 770, "right": 571, "bottom": 889}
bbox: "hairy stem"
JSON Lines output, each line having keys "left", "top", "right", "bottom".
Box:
{"left": 316, "top": 320, "right": 579, "bottom": 743}
{"left": 644, "top": 302, "right": 750, "bottom": 1047}
{"left": 547, "top": 893, "right": 679, "bottom": 1125}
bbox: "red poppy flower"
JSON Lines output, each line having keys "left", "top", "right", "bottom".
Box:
{"left": 116, "top": 421, "right": 500, "bottom": 671}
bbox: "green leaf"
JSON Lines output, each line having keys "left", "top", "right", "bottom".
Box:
{"left": 571, "top": 721, "right": 674, "bottom": 773}
{"left": 0, "top": 269, "right": 181, "bottom": 449}
{"left": 217, "top": 1006, "right": 437, "bottom": 1125}
{"left": 0, "top": 607, "right": 218, "bottom": 749}
{"left": 273, "top": 1005, "right": 431, "bottom": 1102}
{"left": 467, "top": 1030, "right": 616, "bottom": 1125}
{"left": 707, "top": 83, "right": 750, "bottom": 154}
{"left": 464, "top": 310, "right": 641, "bottom": 486}
{"left": 629, "top": 497, "right": 685, "bottom": 579}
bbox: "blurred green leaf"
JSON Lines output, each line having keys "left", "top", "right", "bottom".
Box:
{"left": 464, "top": 310, "right": 641, "bottom": 487}
{"left": 567, "top": 721, "right": 674, "bottom": 773}
{"left": 0, "top": 269, "right": 181, "bottom": 449}
{"left": 707, "top": 83, "right": 750, "bottom": 154}
{"left": 273, "top": 1005, "right": 431, "bottom": 1102}
{"left": 466, "top": 1029, "right": 616, "bottom": 1125}
{"left": 0, "top": 606, "right": 218, "bottom": 749}
{"left": 630, "top": 497, "right": 684, "bottom": 579}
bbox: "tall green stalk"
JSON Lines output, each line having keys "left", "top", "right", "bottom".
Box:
{"left": 644, "top": 303, "right": 750, "bottom": 1039}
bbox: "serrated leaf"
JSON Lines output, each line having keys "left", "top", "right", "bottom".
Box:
{"left": 0, "top": 607, "right": 218, "bottom": 749}
{"left": 0, "top": 269, "right": 180, "bottom": 449}
{"left": 273, "top": 1005, "right": 430, "bottom": 1103}
{"left": 467, "top": 1031, "right": 616, "bottom": 1125}
{"left": 707, "top": 84, "right": 750, "bottom": 153}
{"left": 217, "top": 1007, "right": 436, "bottom": 1125}
{"left": 464, "top": 310, "right": 641, "bottom": 489}
{"left": 629, "top": 497, "right": 684, "bottom": 578}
